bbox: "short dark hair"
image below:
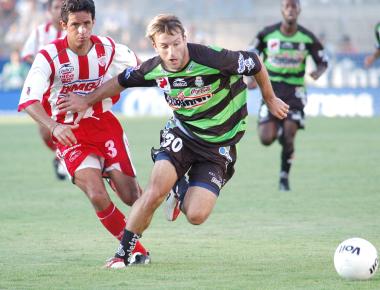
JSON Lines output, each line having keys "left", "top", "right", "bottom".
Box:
{"left": 61, "top": 0, "right": 95, "bottom": 23}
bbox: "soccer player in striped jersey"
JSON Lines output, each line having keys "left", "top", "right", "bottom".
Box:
{"left": 18, "top": 0, "right": 150, "bottom": 265}
{"left": 364, "top": 22, "right": 380, "bottom": 68}
{"left": 249, "top": 0, "right": 328, "bottom": 191}
{"left": 21, "top": 0, "right": 67, "bottom": 180}
{"left": 59, "top": 14, "right": 289, "bottom": 268}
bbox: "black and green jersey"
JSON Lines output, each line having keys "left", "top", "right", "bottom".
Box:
{"left": 118, "top": 43, "right": 261, "bottom": 146}
{"left": 253, "top": 22, "right": 327, "bottom": 87}
{"left": 375, "top": 22, "right": 380, "bottom": 49}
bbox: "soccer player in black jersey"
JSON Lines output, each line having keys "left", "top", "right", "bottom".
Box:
{"left": 249, "top": 0, "right": 328, "bottom": 191}
{"left": 58, "top": 14, "right": 289, "bottom": 268}
{"left": 364, "top": 22, "right": 380, "bottom": 68}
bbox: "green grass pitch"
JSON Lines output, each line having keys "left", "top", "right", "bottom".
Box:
{"left": 0, "top": 116, "right": 379, "bottom": 289}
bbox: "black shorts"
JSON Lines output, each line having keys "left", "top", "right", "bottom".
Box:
{"left": 155, "top": 127, "right": 237, "bottom": 196}
{"left": 258, "top": 102, "right": 305, "bottom": 129}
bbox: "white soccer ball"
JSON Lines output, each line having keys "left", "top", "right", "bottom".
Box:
{"left": 334, "top": 237, "right": 378, "bottom": 280}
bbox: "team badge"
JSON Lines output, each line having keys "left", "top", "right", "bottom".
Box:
{"left": 267, "top": 39, "right": 280, "bottom": 52}
{"left": 194, "top": 76, "right": 204, "bottom": 87}
{"left": 156, "top": 77, "right": 171, "bottom": 93}
{"left": 298, "top": 43, "right": 306, "bottom": 51}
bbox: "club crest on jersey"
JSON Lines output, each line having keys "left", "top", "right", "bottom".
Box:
{"left": 237, "top": 53, "right": 255, "bottom": 74}
{"left": 156, "top": 77, "right": 171, "bottom": 93}
{"left": 173, "top": 78, "right": 187, "bottom": 88}
{"left": 59, "top": 63, "right": 75, "bottom": 83}
{"left": 298, "top": 42, "right": 306, "bottom": 51}
{"left": 194, "top": 76, "right": 204, "bottom": 87}
{"left": 268, "top": 39, "right": 280, "bottom": 52}
{"left": 98, "top": 55, "right": 107, "bottom": 67}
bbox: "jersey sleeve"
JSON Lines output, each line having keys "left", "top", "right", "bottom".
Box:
{"left": 308, "top": 34, "right": 328, "bottom": 67}
{"left": 108, "top": 43, "right": 138, "bottom": 75}
{"left": 21, "top": 28, "right": 38, "bottom": 61}
{"left": 191, "top": 44, "right": 262, "bottom": 76}
{"left": 117, "top": 58, "right": 157, "bottom": 88}
{"left": 18, "top": 52, "right": 52, "bottom": 111}
{"left": 250, "top": 29, "right": 266, "bottom": 55}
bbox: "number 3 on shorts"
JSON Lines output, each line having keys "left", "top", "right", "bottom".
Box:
{"left": 161, "top": 133, "right": 183, "bottom": 153}
{"left": 105, "top": 140, "right": 117, "bottom": 158}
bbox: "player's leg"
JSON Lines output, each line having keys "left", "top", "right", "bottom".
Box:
{"left": 257, "top": 103, "right": 279, "bottom": 146}
{"left": 39, "top": 124, "right": 67, "bottom": 180}
{"left": 106, "top": 169, "right": 142, "bottom": 206}
{"left": 106, "top": 159, "right": 178, "bottom": 268}
{"left": 278, "top": 118, "right": 298, "bottom": 191}
{"left": 181, "top": 186, "right": 217, "bottom": 225}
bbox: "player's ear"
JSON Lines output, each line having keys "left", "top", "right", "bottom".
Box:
{"left": 60, "top": 20, "right": 67, "bottom": 30}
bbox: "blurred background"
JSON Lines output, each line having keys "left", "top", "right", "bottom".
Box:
{"left": 1, "top": 0, "right": 379, "bottom": 117}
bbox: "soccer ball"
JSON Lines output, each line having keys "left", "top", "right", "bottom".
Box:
{"left": 334, "top": 237, "right": 378, "bottom": 280}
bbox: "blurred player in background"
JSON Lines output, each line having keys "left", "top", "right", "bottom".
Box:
{"left": 58, "top": 14, "right": 289, "bottom": 268}
{"left": 248, "top": 0, "right": 328, "bottom": 191}
{"left": 364, "top": 22, "right": 380, "bottom": 68}
{"left": 18, "top": 0, "right": 150, "bottom": 265}
{"left": 21, "top": 0, "right": 67, "bottom": 180}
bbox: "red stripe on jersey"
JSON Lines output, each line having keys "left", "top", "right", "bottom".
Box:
{"left": 45, "top": 22, "right": 51, "bottom": 33}
{"left": 40, "top": 49, "right": 56, "bottom": 116}
{"left": 104, "top": 37, "right": 120, "bottom": 104}
{"left": 105, "top": 37, "right": 116, "bottom": 72}
{"left": 55, "top": 38, "right": 70, "bottom": 65}
{"left": 92, "top": 35, "right": 108, "bottom": 115}
{"left": 18, "top": 99, "right": 39, "bottom": 112}
{"left": 78, "top": 55, "right": 89, "bottom": 79}
{"left": 54, "top": 39, "right": 70, "bottom": 122}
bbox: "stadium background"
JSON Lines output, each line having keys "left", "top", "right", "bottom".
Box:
{"left": 0, "top": 0, "right": 379, "bottom": 116}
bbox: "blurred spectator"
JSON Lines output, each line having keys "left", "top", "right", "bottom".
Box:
{"left": 20, "top": 0, "right": 64, "bottom": 64}
{"left": 338, "top": 34, "right": 358, "bottom": 54}
{"left": 0, "top": 0, "right": 18, "bottom": 57}
{"left": 0, "top": 49, "right": 29, "bottom": 91}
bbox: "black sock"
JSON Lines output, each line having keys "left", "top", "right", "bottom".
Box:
{"left": 280, "top": 145, "right": 294, "bottom": 177}
{"left": 115, "top": 229, "right": 141, "bottom": 265}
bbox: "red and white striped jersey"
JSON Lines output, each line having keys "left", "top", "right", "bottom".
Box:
{"left": 18, "top": 35, "right": 138, "bottom": 123}
{"left": 21, "top": 22, "right": 66, "bottom": 61}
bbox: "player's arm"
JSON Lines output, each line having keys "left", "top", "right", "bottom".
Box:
{"left": 309, "top": 36, "right": 328, "bottom": 80}
{"left": 253, "top": 58, "right": 289, "bottom": 120}
{"left": 19, "top": 52, "right": 78, "bottom": 146}
{"left": 24, "top": 102, "right": 78, "bottom": 146}
{"left": 364, "top": 49, "right": 380, "bottom": 68}
{"left": 58, "top": 60, "right": 155, "bottom": 115}
{"left": 59, "top": 75, "right": 125, "bottom": 113}
{"left": 244, "top": 32, "right": 265, "bottom": 90}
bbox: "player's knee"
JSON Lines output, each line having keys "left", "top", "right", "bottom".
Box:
{"left": 86, "top": 189, "right": 109, "bottom": 210}
{"left": 186, "top": 209, "right": 209, "bottom": 225}
{"left": 260, "top": 135, "right": 275, "bottom": 146}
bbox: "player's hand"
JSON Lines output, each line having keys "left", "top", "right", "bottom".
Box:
{"left": 51, "top": 123, "right": 79, "bottom": 147}
{"left": 266, "top": 97, "right": 289, "bottom": 120}
{"left": 57, "top": 92, "right": 89, "bottom": 113}
{"left": 364, "top": 55, "right": 375, "bottom": 68}
{"left": 310, "top": 70, "right": 321, "bottom": 80}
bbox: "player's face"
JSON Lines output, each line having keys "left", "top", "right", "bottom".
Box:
{"left": 152, "top": 30, "right": 189, "bottom": 72}
{"left": 281, "top": 0, "right": 300, "bottom": 25}
{"left": 50, "top": 0, "right": 62, "bottom": 25}
{"left": 62, "top": 11, "right": 94, "bottom": 53}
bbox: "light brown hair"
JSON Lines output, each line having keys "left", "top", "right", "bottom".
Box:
{"left": 146, "top": 14, "right": 185, "bottom": 42}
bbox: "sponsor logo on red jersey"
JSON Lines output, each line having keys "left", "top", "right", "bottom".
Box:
{"left": 60, "top": 78, "right": 102, "bottom": 95}
{"left": 59, "top": 63, "right": 75, "bottom": 83}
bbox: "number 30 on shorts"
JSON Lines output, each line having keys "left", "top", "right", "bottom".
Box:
{"left": 161, "top": 133, "right": 183, "bottom": 153}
